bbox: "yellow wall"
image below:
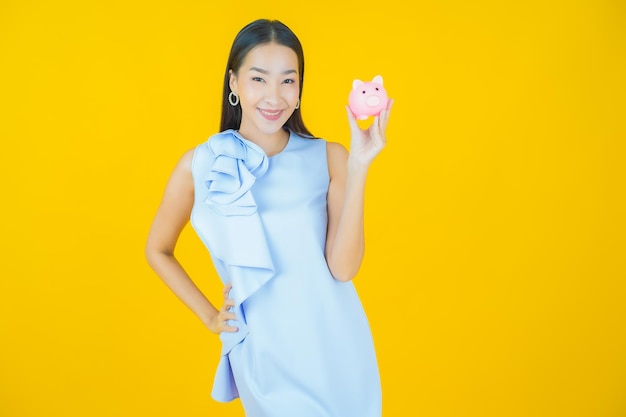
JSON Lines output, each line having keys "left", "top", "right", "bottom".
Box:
{"left": 1, "top": 1, "right": 625, "bottom": 416}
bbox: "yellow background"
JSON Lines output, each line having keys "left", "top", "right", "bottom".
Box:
{"left": 1, "top": 1, "right": 625, "bottom": 416}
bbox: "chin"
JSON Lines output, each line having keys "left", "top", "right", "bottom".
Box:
{"left": 257, "top": 118, "right": 291, "bottom": 134}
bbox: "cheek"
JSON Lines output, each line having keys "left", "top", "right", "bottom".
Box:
{"left": 288, "top": 84, "right": 301, "bottom": 100}
{"left": 242, "top": 84, "right": 260, "bottom": 98}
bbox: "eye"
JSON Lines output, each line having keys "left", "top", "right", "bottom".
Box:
{"left": 283, "top": 79, "right": 295, "bottom": 84}
{"left": 252, "top": 77, "right": 264, "bottom": 82}
{"left": 362, "top": 90, "right": 366, "bottom": 94}
{"left": 375, "top": 87, "right": 379, "bottom": 91}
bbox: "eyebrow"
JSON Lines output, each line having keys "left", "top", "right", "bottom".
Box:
{"left": 249, "top": 66, "right": 297, "bottom": 75}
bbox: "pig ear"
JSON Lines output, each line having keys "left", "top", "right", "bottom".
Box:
{"left": 373, "top": 75, "right": 383, "bottom": 85}
{"left": 352, "top": 79, "right": 364, "bottom": 89}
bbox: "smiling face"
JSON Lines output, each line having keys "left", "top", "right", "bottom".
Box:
{"left": 229, "top": 42, "right": 300, "bottom": 141}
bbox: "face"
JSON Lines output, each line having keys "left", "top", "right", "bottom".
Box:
{"left": 230, "top": 42, "right": 300, "bottom": 140}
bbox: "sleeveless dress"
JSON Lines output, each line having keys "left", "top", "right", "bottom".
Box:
{"left": 190, "top": 129, "right": 381, "bottom": 417}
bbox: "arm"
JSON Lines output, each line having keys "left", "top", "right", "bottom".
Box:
{"left": 145, "top": 149, "right": 237, "bottom": 334}
{"left": 325, "top": 100, "right": 393, "bottom": 282}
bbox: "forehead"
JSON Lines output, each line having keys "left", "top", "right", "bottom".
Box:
{"left": 242, "top": 42, "right": 299, "bottom": 72}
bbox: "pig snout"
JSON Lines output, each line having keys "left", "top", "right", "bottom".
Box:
{"left": 366, "top": 96, "right": 381, "bottom": 107}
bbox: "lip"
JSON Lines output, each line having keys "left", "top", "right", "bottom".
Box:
{"left": 258, "top": 108, "right": 284, "bottom": 121}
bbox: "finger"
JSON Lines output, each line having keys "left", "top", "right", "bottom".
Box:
{"left": 346, "top": 105, "right": 359, "bottom": 132}
{"left": 222, "top": 315, "right": 239, "bottom": 333}
{"left": 223, "top": 283, "right": 232, "bottom": 299}
{"left": 375, "top": 101, "right": 392, "bottom": 136}
{"left": 223, "top": 298, "right": 236, "bottom": 309}
{"left": 222, "top": 311, "right": 237, "bottom": 321}
{"left": 222, "top": 324, "right": 239, "bottom": 333}
{"left": 382, "top": 99, "right": 393, "bottom": 129}
{"left": 372, "top": 113, "right": 385, "bottom": 139}
{"left": 377, "top": 100, "right": 392, "bottom": 131}
{"left": 370, "top": 116, "right": 381, "bottom": 141}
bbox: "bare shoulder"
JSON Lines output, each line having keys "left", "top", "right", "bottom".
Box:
{"left": 326, "top": 141, "right": 348, "bottom": 158}
{"left": 177, "top": 148, "right": 196, "bottom": 173}
{"left": 162, "top": 147, "right": 196, "bottom": 196}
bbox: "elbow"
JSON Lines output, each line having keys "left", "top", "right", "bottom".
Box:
{"left": 326, "top": 250, "right": 364, "bottom": 282}
{"left": 332, "top": 272, "right": 357, "bottom": 283}
{"left": 327, "top": 262, "right": 360, "bottom": 282}
{"left": 144, "top": 240, "right": 171, "bottom": 271}
{"left": 144, "top": 243, "right": 158, "bottom": 270}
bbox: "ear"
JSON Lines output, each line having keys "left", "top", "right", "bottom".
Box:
{"left": 352, "top": 79, "right": 364, "bottom": 89}
{"left": 372, "top": 75, "right": 383, "bottom": 85}
{"left": 229, "top": 69, "right": 237, "bottom": 92}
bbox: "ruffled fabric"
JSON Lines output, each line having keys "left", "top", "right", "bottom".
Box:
{"left": 204, "top": 129, "right": 269, "bottom": 216}
{"left": 194, "top": 129, "right": 277, "bottom": 401}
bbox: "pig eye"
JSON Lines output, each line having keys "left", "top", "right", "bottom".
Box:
{"left": 375, "top": 87, "right": 379, "bottom": 91}
{"left": 362, "top": 90, "right": 366, "bottom": 94}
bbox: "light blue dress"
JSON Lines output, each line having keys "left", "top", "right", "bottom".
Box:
{"left": 190, "top": 129, "right": 381, "bottom": 417}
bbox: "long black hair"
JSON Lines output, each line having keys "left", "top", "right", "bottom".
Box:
{"left": 220, "top": 19, "right": 315, "bottom": 138}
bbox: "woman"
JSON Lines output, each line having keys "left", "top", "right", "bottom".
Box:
{"left": 145, "top": 18, "right": 392, "bottom": 417}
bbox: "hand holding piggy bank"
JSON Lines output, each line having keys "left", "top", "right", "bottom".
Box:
{"left": 348, "top": 75, "right": 389, "bottom": 120}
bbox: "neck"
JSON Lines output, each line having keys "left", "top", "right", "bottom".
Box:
{"left": 238, "top": 128, "right": 290, "bottom": 157}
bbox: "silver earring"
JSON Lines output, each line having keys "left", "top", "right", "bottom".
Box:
{"left": 295, "top": 99, "right": 300, "bottom": 110}
{"left": 228, "top": 91, "right": 239, "bottom": 106}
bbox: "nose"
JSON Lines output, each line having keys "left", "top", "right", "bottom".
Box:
{"left": 264, "top": 83, "right": 280, "bottom": 106}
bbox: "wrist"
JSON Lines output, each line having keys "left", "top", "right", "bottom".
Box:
{"left": 347, "top": 157, "right": 370, "bottom": 180}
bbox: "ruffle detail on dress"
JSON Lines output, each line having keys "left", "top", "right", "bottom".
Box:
{"left": 198, "top": 129, "right": 275, "bottom": 402}
{"left": 205, "top": 129, "right": 269, "bottom": 216}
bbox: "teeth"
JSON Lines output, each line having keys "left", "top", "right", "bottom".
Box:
{"left": 260, "top": 109, "right": 281, "bottom": 116}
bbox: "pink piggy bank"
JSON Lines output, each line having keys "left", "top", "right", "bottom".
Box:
{"left": 348, "top": 75, "right": 389, "bottom": 120}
